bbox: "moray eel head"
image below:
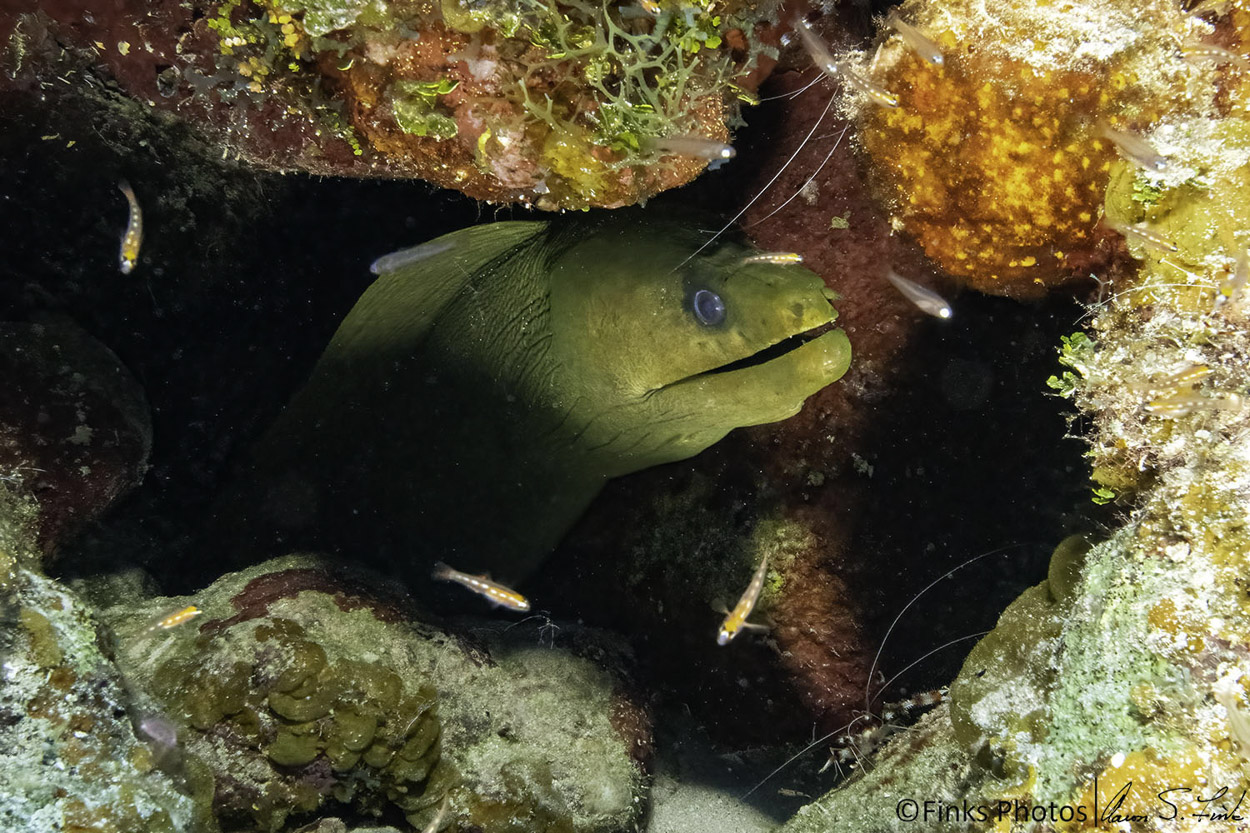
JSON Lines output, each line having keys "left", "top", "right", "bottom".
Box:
{"left": 547, "top": 213, "right": 851, "bottom": 475}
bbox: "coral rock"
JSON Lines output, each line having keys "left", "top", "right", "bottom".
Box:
{"left": 0, "top": 493, "right": 202, "bottom": 833}
{"left": 780, "top": 3, "right": 1250, "bottom": 822}
{"left": 3, "top": 0, "right": 785, "bottom": 209}
{"left": 847, "top": 0, "right": 1207, "bottom": 298}
{"left": 104, "top": 555, "right": 649, "bottom": 833}
{"left": 0, "top": 317, "right": 152, "bottom": 556}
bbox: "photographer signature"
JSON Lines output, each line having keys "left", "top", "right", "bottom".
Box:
{"left": 1100, "top": 781, "right": 1247, "bottom": 824}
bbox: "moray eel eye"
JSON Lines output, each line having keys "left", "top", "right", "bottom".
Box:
{"left": 691, "top": 288, "right": 726, "bottom": 326}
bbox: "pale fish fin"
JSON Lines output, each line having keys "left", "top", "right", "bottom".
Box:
{"left": 369, "top": 239, "right": 456, "bottom": 275}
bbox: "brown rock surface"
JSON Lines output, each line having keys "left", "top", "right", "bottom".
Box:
{"left": 0, "top": 317, "right": 152, "bottom": 555}
{"left": 1, "top": 0, "right": 782, "bottom": 209}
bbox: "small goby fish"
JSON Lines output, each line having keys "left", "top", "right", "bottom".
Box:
{"left": 836, "top": 61, "right": 900, "bottom": 109}
{"left": 432, "top": 562, "right": 531, "bottom": 612}
{"left": 370, "top": 238, "right": 456, "bottom": 275}
{"left": 647, "top": 135, "right": 736, "bottom": 161}
{"left": 793, "top": 17, "right": 840, "bottom": 78}
{"left": 742, "top": 252, "right": 804, "bottom": 266}
{"left": 147, "top": 605, "right": 201, "bottom": 632}
{"left": 886, "top": 11, "right": 943, "bottom": 66}
{"left": 118, "top": 179, "right": 143, "bottom": 274}
{"left": 1181, "top": 41, "right": 1250, "bottom": 71}
{"left": 885, "top": 270, "right": 953, "bottom": 319}
{"left": 793, "top": 18, "right": 901, "bottom": 107}
{"left": 1105, "top": 218, "right": 1178, "bottom": 253}
{"left": 1152, "top": 363, "right": 1212, "bottom": 392}
{"left": 717, "top": 555, "right": 769, "bottom": 646}
{"left": 1145, "top": 390, "right": 1243, "bottom": 419}
{"left": 1098, "top": 124, "right": 1167, "bottom": 172}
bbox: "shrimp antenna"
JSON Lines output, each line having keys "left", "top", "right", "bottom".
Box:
{"left": 742, "top": 630, "right": 989, "bottom": 799}
{"left": 745, "top": 124, "right": 849, "bottom": 228}
{"left": 874, "top": 631, "right": 989, "bottom": 697}
{"left": 864, "top": 543, "right": 1035, "bottom": 711}
{"left": 1076, "top": 281, "right": 1218, "bottom": 325}
{"left": 672, "top": 85, "right": 840, "bottom": 273}
{"left": 741, "top": 714, "right": 869, "bottom": 798}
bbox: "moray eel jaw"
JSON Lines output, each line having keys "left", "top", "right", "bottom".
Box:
{"left": 654, "top": 323, "right": 851, "bottom": 424}
{"left": 548, "top": 215, "right": 852, "bottom": 474}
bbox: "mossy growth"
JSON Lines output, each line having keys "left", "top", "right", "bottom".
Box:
{"left": 390, "top": 79, "right": 459, "bottom": 140}
{"left": 750, "top": 516, "right": 814, "bottom": 605}
{"left": 611, "top": 470, "right": 812, "bottom": 617}
{"left": 947, "top": 583, "right": 1064, "bottom": 780}
{"left": 193, "top": 0, "right": 782, "bottom": 207}
{"left": 143, "top": 613, "right": 446, "bottom": 830}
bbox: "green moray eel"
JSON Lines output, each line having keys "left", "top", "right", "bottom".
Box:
{"left": 232, "top": 211, "right": 851, "bottom": 582}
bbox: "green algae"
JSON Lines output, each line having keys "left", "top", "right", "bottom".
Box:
{"left": 390, "top": 79, "right": 459, "bottom": 140}
{"left": 103, "top": 555, "right": 646, "bottom": 833}
{"left": 135, "top": 610, "right": 443, "bottom": 831}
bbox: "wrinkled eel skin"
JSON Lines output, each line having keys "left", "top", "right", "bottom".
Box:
{"left": 228, "top": 211, "right": 852, "bottom": 582}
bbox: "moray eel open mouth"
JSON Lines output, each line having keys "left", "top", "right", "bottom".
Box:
{"left": 702, "top": 319, "right": 839, "bottom": 377}
{"left": 661, "top": 316, "right": 843, "bottom": 393}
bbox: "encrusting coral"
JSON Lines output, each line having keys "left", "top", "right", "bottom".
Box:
{"left": 2, "top": 0, "right": 785, "bottom": 209}
{"left": 0, "top": 485, "right": 204, "bottom": 833}
{"left": 842, "top": 0, "right": 1217, "bottom": 298}
{"left": 103, "top": 555, "right": 649, "bottom": 833}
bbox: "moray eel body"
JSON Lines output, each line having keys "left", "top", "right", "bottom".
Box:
{"left": 237, "top": 212, "right": 851, "bottom": 581}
